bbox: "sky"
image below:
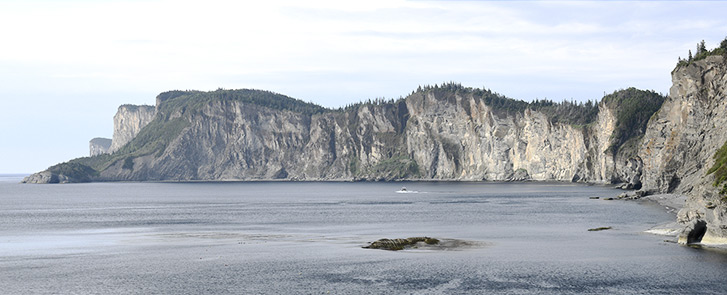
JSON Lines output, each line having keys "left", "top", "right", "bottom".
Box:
{"left": 1, "top": 0, "right": 726, "bottom": 174}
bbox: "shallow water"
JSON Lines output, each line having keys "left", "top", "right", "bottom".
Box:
{"left": 1, "top": 178, "right": 726, "bottom": 294}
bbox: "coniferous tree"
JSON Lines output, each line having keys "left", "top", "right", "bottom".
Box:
{"left": 698, "top": 40, "right": 707, "bottom": 55}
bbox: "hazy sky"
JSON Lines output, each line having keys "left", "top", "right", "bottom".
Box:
{"left": 1, "top": 0, "right": 726, "bottom": 174}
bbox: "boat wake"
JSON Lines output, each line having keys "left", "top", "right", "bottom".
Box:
{"left": 395, "top": 187, "right": 418, "bottom": 194}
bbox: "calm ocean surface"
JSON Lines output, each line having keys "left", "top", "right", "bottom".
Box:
{"left": 1, "top": 175, "right": 726, "bottom": 294}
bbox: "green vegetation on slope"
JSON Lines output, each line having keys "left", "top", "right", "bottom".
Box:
{"left": 118, "top": 117, "right": 189, "bottom": 158}
{"left": 601, "top": 87, "right": 665, "bottom": 155}
{"left": 47, "top": 161, "right": 99, "bottom": 182}
{"left": 59, "top": 115, "right": 192, "bottom": 178}
{"left": 707, "top": 140, "right": 727, "bottom": 201}
{"left": 118, "top": 104, "right": 154, "bottom": 111}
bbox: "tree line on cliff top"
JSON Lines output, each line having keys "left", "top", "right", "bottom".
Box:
{"left": 677, "top": 36, "right": 727, "bottom": 67}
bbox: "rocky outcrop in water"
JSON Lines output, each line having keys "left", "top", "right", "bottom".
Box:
{"left": 363, "top": 237, "right": 441, "bottom": 251}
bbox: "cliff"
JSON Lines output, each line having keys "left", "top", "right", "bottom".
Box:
{"left": 637, "top": 55, "right": 727, "bottom": 245}
{"left": 22, "top": 86, "right": 661, "bottom": 184}
{"left": 89, "top": 137, "right": 111, "bottom": 156}
{"left": 108, "top": 104, "right": 156, "bottom": 153}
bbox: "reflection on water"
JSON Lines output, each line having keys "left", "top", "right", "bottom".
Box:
{"left": 1, "top": 181, "right": 726, "bottom": 294}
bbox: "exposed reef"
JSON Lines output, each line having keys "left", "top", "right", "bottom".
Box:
{"left": 362, "top": 237, "right": 481, "bottom": 251}
{"left": 363, "top": 237, "right": 440, "bottom": 251}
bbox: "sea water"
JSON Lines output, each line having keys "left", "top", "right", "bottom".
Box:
{"left": 1, "top": 176, "right": 726, "bottom": 294}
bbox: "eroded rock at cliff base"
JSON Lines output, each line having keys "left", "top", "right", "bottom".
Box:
{"left": 678, "top": 219, "right": 707, "bottom": 245}
{"left": 508, "top": 168, "right": 531, "bottom": 181}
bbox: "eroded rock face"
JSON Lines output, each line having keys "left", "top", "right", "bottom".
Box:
{"left": 108, "top": 105, "right": 156, "bottom": 153}
{"left": 100, "top": 99, "right": 410, "bottom": 181}
{"left": 89, "top": 137, "right": 111, "bottom": 156}
{"left": 405, "top": 92, "right": 590, "bottom": 181}
{"left": 94, "top": 90, "right": 642, "bottom": 184}
{"left": 639, "top": 56, "right": 727, "bottom": 245}
{"left": 28, "top": 86, "right": 650, "bottom": 186}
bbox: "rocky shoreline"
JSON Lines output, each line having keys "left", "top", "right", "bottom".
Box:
{"left": 641, "top": 194, "right": 687, "bottom": 237}
{"left": 613, "top": 190, "right": 727, "bottom": 248}
{"left": 611, "top": 190, "right": 687, "bottom": 237}
{"left": 640, "top": 194, "right": 687, "bottom": 215}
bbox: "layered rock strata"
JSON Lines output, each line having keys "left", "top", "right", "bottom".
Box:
{"left": 108, "top": 105, "right": 156, "bottom": 153}
{"left": 23, "top": 88, "right": 644, "bottom": 184}
{"left": 637, "top": 56, "right": 727, "bottom": 245}
{"left": 61, "top": 89, "right": 641, "bottom": 184}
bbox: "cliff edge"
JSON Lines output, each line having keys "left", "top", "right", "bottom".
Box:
{"left": 22, "top": 86, "right": 663, "bottom": 184}
{"left": 638, "top": 55, "right": 727, "bottom": 245}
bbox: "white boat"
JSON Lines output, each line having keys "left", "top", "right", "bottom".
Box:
{"left": 396, "top": 186, "right": 417, "bottom": 193}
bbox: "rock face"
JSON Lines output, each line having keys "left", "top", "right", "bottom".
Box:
{"left": 637, "top": 56, "right": 727, "bottom": 245}
{"left": 404, "top": 92, "right": 587, "bottom": 181}
{"left": 23, "top": 88, "right": 651, "bottom": 185}
{"left": 108, "top": 105, "right": 156, "bottom": 153}
{"left": 74, "top": 88, "right": 646, "bottom": 184}
{"left": 89, "top": 138, "right": 112, "bottom": 156}
{"left": 21, "top": 171, "right": 60, "bottom": 184}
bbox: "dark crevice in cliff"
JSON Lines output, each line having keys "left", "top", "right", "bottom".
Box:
{"left": 686, "top": 220, "right": 707, "bottom": 244}
{"left": 328, "top": 130, "right": 337, "bottom": 163}
{"left": 395, "top": 100, "right": 410, "bottom": 134}
{"left": 667, "top": 175, "right": 681, "bottom": 193}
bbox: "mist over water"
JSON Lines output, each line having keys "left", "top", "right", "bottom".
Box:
{"left": 1, "top": 181, "right": 726, "bottom": 294}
